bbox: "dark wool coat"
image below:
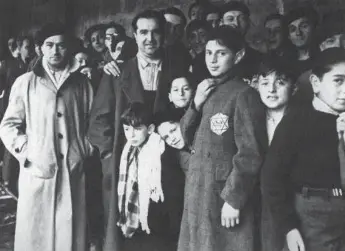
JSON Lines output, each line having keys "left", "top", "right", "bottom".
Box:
{"left": 88, "top": 56, "right": 180, "bottom": 251}
{"left": 178, "top": 77, "right": 266, "bottom": 251}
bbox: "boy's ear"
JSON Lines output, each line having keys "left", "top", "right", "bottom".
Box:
{"left": 148, "top": 124, "right": 155, "bottom": 134}
{"left": 310, "top": 74, "right": 321, "bottom": 94}
{"left": 168, "top": 92, "right": 172, "bottom": 102}
{"left": 234, "top": 48, "right": 246, "bottom": 65}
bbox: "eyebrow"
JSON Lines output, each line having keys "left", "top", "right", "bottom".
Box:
{"left": 333, "top": 74, "right": 345, "bottom": 78}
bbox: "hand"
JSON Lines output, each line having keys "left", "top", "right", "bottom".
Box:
{"left": 221, "top": 202, "right": 240, "bottom": 228}
{"left": 337, "top": 112, "right": 345, "bottom": 139}
{"left": 80, "top": 67, "right": 92, "bottom": 79}
{"left": 194, "top": 79, "right": 217, "bottom": 111}
{"left": 286, "top": 229, "right": 305, "bottom": 251}
{"left": 103, "top": 60, "right": 122, "bottom": 77}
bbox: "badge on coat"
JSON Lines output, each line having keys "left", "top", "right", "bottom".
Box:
{"left": 210, "top": 113, "right": 229, "bottom": 135}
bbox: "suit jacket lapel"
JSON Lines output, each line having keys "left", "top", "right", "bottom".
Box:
{"left": 120, "top": 58, "right": 145, "bottom": 104}
{"left": 153, "top": 57, "right": 170, "bottom": 113}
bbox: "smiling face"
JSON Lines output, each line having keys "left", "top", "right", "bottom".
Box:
{"left": 205, "top": 40, "right": 236, "bottom": 77}
{"left": 41, "top": 35, "right": 68, "bottom": 69}
{"left": 157, "top": 121, "right": 185, "bottom": 149}
{"left": 134, "top": 18, "right": 162, "bottom": 58}
{"left": 222, "top": 10, "right": 249, "bottom": 35}
{"left": 311, "top": 62, "right": 345, "bottom": 112}
{"left": 288, "top": 17, "right": 313, "bottom": 48}
{"left": 169, "top": 77, "right": 193, "bottom": 108}
{"left": 258, "top": 71, "right": 293, "bottom": 110}
{"left": 265, "top": 19, "right": 284, "bottom": 51}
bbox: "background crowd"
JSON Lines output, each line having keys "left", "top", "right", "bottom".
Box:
{"left": 0, "top": 0, "right": 345, "bottom": 251}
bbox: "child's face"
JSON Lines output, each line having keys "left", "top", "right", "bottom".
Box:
{"left": 169, "top": 77, "right": 193, "bottom": 108}
{"left": 157, "top": 122, "right": 185, "bottom": 149}
{"left": 205, "top": 40, "right": 236, "bottom": 77}
{"left": 312, "top": 62, "right": 345, "bottom": 112}
{"left": 258, "top": 71, "right": 293, "bottom": 110}
{"left": 123, "top": 124, "right": 150, "bottom": 147}
{"left": 320, "top": 34, "right": 343, "bottom": 51}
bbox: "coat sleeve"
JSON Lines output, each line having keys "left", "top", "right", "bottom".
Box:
{"left": 220, "top": 88, "right": 264, "bottom": 209}
{"left": 180, "top": 101, "right": 202, "bottom": 147}
{"left": 87, "top": 73, "right": 116, "bottom": 159}
{"left": 0, "top": 76, "right": 28, "bottom": 165}
{"left": 261, "top": 110, "right": 300, "bottom": 236}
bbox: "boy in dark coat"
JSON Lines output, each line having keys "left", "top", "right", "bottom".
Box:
{"left": 177, "top": 26, "right": 266, "bottom": 251}
{"left": 262, "top": 48, "right": 345, "bottom": 251}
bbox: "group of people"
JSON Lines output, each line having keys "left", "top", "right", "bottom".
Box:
{"left": 1, "top": 1, "right": 345, "bottom": 251}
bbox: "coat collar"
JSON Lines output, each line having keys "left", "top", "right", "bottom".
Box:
{"left": 32, "top": 57, "right": 79, "bottom": 78}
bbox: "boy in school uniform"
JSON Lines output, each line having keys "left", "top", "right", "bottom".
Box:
{"left": 262, "top": 48, "right": 345, "bottom": 251}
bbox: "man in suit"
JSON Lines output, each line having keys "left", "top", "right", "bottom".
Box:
{"left": 88, "top": 9, "right": 178, "bottom": 251}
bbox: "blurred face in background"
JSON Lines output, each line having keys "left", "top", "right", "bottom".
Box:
{"left": 105, "top": 27, "right": 120, "bottom": 51}
{"left": 164, "top": 13, "right": 185, "bottom": 45}
{"left": 20, "top": 38, "right": 33, "bottom": 61}
{"left": 75, "top": 52, "right": 89, "bottom": 67}
{"left": 320, "top": 34, "right": 343, "bottom": 51}
{"left": 188, "top": 27, "right": 208, "bottom": 55}
{"left": 265, "top": 18, "right": 285, "bottom": 51}
{"left": 206, "top": 13, "right": 220, "bottom": 28}
{"left": 288, "top": 17, "right": 313, "bottom": 48}
{"left": 222, "top": 10, "right": 249, "bottom": 35}
{"left": 190, "top": 5, "right": 206, "bottom": 21}
{"left": 169, "top": 77, "right": 193, "bottom": 108}
{"left": 91, "top": 30, "right": 106, "bottom": 53}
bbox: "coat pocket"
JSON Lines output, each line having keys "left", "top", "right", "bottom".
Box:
{"left": 23, "top": 158, "right": 56, "bottom": 179}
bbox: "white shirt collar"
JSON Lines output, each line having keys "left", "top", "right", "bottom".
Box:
{"left": 312, "top": 96, "right": 339, "bottom": 116}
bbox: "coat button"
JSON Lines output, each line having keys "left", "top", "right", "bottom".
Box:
{"left": 57, "top": 112, "right": 62, "bottom": 117}
{"left": 57, "top": 133, "right": 63, "bottom": 139}
{"left": 191, "top": 149, "right": 196, "bottom": 155}
{"left": 15, "top": 148, "right": 20, "bottom": 153}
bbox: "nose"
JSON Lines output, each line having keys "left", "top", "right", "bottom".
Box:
{"left": 296, "top": 27, "right": 302, "bottom": 36}
{"left": 178, "top": 88, "right": 184, "bottom": 96}
{"left": 52, "top": 45, "right": 58, "bottom": 54}
{"left": 147, "top": 32, "right": 154, "bottom": 42}
{"left": 268, "top": 82, "right": 277, "bottom": 93}
{"left": 211, "top": 53, "right": 217, "bottom": 63}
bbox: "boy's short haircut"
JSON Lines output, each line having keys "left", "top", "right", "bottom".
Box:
{"left": 185, "top": 20, "right": 211, "bottom": 39}
{"left": 312, "top": 48, "right": 345, "bottom": 78}
{"left": 153, "top": 110, "right": 181, "bottom": 128}
{"left": 164, "top": 7, "right": 187, "bottom": 26}
{"left": 131, "top": 9, "right": 166, "bottom": 34}
{"left": 257, "top": 55, "right": 298, "bottom": 83}
{"left": 121, "top": 102, "right": 153, "bottom": 127}
{"left": 284, "top": 4, "right": 318, "bottom": 27}
{"left": 221, "top": 1, "right": 250, "bottom": 18}
{"left": 206, "top": 26, "right": 245, "bottom": 53}
{"left": 169, "top": 68, "right": 196, "bottom": 91}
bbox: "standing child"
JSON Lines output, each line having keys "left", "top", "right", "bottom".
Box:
{"left": 178, "top": 26, "right": 266, "bottom": 251}
{"left": 262, "top": 48, "right": 345, "bottom": 251}
{"left": 118, "top": 102, "right": 181, "bottom": 251}
{"left": 254, "top": 57, "right": 298, "bottom": 251}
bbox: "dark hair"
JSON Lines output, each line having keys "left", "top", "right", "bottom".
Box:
{"left": 317, "top": 10, "right": 345, "bottom": 45}
{"left": 257, "top": 55, "right": 298, "bottom": 83}
{"left": 312, "top": 48, "right": 345, "bottom": 79}
{"left": 188, "top": 2, "right": 206, "bottom": 19}
{"left": 121, "top": 102, "right": 153, "bottom": 127}
{"left": 169, "top": 69, "right": 195, "bottom": 91}
{"left": 264, "top": 13, "right": 285, "bottom": 26}
{"left": 164, "top": 7, "right": 187, "bottom": 26}
{"left": 153, "top": 110, "right": 182, "bottom": 128}
{"left": 111, "top": 37, "right": 138, "bottom": 61}
{"left": 131, "top": 9, "right": 166, "bottom": 34}
{"left": 84, "top": 24, "right": 106, "bottom": 43}
{"left": 186, "top": 20, "right": 211, "bottom": 39}
{"left": 36, "top": 22, "right": 71, "bottom": 46}
{"left": 105, "top": 22, "right": 126, "bottom": 37}
{"left": 221, "top": 1, "right": 250, "bottom": 18}
{"left": 205, "top": 4, "right": 221, "bottom": 17}
{"left": 284, "top": 4, "right": 318, "bottom": 27}
{"left": 206, "top": 26, "right": 245, "bottom": 53}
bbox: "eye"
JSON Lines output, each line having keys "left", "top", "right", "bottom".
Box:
{"left": 334, "top": 78, "right": 345, "bottom": 85}
{"left": 260, "top": 81, "right": 269, "bottom": 86}
{"left": 183, "top": 86, "right": 191, "bottom": 91}
{"left": 289, "top": 25, "right": 296, "bottom": 33}
{"left": 205, "top": 50, "right": 212, "bottom": 56}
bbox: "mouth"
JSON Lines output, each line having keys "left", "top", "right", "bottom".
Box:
{"left": 266, "top": 96, "right": 278, "bottom": 101}
{"left": 209, "top": 66, "right": 219, "bottom": 71}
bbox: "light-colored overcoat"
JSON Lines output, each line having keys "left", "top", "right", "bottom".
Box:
{"left": 0, "top": 60, "right": 93, "bottom": 251}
